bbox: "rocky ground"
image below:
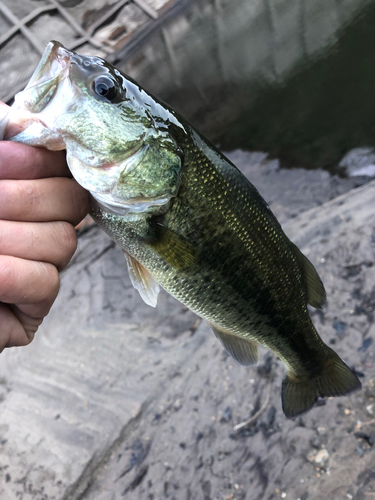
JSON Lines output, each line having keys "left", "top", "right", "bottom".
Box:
{"left": 0, "top": 151, "right": 374, "bottom": 500}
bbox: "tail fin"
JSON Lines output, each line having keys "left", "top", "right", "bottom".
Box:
{"left": 282, "top": 350, "right": 362, "bottom": 418}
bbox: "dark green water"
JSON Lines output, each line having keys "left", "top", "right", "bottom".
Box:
{"left": 218, "top": 4, "right": 375, "bottom": 172}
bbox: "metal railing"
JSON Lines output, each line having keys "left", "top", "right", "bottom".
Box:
{"left": 0, "top": 0, "right": 159, "bottom": 102}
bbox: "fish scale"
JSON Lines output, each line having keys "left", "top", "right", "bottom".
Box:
{"left": 0, "top": 40, "right": 361, "bottom": 418}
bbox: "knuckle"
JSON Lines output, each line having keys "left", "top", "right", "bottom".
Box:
{"left": 40, "top": 262, "right": 60, "bottom": 300}
{"left": 0, "top": 257, "right": 15, "bottom": 298}
{"left": 28, "top": 146, "right": 41, "bottom": 175}
{"left": 72, "top": 183, "right": 90, "bottom": 220}
{"left": 22, "top": 181, "right": 40, "bottom": 212}
{"left": 0, "top": 257, "right": 60, "bottom": 306}
{"left": 0, "top": 180, "right": 14, "bottom": 206}
{"left": 0, "top": 180, "right": 40, "bottom": 219}
{"left": 53, "top": 222, "right": 77, "bottom": 268}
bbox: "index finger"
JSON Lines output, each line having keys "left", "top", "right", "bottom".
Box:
{"left": 0, "top": 142, "right": 69, "bottom": 179}
{"left": 0, "top": 101, "right": 69, "bottom": 180}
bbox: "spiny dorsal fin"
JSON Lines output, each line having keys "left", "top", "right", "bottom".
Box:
{"left": 147, "top": 222, "right": 199, "bottom": 270}
{"left": 291, "top": 243, "right": 326, "bottom": 309}
{"left": 123, "top": 251, "right": 160, "bottom": 307}
{"left": 211, "top": 324, "right": 259, "bottom": 366}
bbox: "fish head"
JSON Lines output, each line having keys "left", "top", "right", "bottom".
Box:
{"left": 2, "top": 41, "right": 183, "bottom": 214}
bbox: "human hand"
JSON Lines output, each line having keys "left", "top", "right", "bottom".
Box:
{"left": 0, "top": 101, "right": 90, "bottom": 351}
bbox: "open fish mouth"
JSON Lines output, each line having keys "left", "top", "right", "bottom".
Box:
{"left": 25, "top": 40, "right": 71, "bottom": 91}
{"left": 21, "top": 40, "right": 71, "bottom": 113}
{"left": 0, "top": 41, "right": 72, "bottom": 142}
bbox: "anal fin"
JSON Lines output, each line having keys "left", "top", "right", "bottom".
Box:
{"left": 211, "top": 324, "right": 259, "bottom": 366}
{"left": 123, "top": 251, "right": 160, "bottom": 307}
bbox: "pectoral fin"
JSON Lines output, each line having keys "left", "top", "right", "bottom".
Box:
{"left": 147, "top": 222, "right": 199, "bottom": 269}
{"left": 123, "top": 251, "right": 160, "bottom": 307}
{"left": 291, "top": 243, "right": 326, "bottom": 309}
{"left": 211, "top": 325, "right": 259, "bottom": 366}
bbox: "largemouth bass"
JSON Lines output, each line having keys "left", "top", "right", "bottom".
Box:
{"left": 0, "top": 41, "right": 361, "bottom": 418}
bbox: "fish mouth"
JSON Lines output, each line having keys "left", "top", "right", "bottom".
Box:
{"left": 0, "top": 41, "right": 72, "bottom": 141}
{"left": 25, "top": 40, "right": 72, "bottom": 93}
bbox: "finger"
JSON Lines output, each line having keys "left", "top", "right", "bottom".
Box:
{"left": 0, "top": 255, "right": 59, "bottom": 318}
{"left": 0, "top": 303, "right": 40, "bottom": 350}
{"left": 0, "top": 220, "right": 77, "bottom": 271}
{"left": 0, "top": 177, "right": 90, "bottom": 226}
{"left": 0, "top": 141, "right": 69, "bottom": 179}
{"left": 0, "top": 100, "right": 69, "bottom": 178}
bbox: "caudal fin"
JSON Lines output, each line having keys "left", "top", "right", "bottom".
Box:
{"left": 282, "top": 350, "right": 362, "bottom": 418}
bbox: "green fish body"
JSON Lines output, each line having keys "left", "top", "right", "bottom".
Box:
{"left": 0, "top": 41, "right": 361, "bottom": 417}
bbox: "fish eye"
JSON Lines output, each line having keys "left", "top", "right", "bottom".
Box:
{"left": 92, "top": 76, "right": 117, "bottom": 102}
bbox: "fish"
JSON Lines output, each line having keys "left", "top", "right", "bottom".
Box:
{"left": 0, "top": 41, "right": 361, "bottom": 418}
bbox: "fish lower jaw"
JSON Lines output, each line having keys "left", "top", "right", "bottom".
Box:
{"left": 0, "top": 107, "right": 39, "bottom": 141}
{"left": 0, "top": 104, "right": 65, "bottom": 150}
{"left": 11, "top": 120, "right": 65, "bottom": 150}
{"left": 91, "top": 192, "right": 172, "bottom": 216}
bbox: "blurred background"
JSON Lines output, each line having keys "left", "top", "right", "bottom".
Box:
{"left": 1, "top": 1, "right": 375, "bottom": 499}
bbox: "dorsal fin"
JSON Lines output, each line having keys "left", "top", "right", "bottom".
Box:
{"left": 291, "top": 243, "right": 326, "bottom": 309}
{"left": 123, "top": 251, "right": 160, "bottom": 307}
{"left": 211, "top": 324, "right": 259, "bottom": 366}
